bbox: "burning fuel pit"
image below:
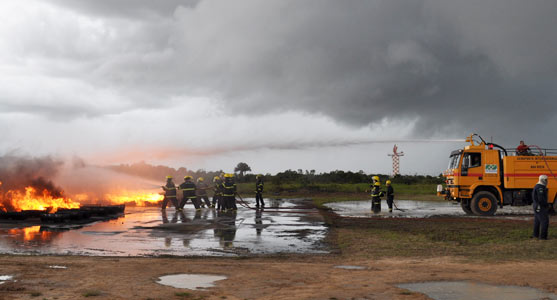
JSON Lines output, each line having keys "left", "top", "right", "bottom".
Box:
{"left": 0, "top": 199, "right": 329, "bottom": 256}
{"left": 0, "top": 205, "right": 125, "bottom": 225}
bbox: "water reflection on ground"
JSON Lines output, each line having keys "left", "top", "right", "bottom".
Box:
{"left": 0, "top": 199, "right": 327, "bottom": 256}
{"left": 397, "top": 281, "right": 557, "bottom": 300}
{"left": 325, "top": 200, "right": 533, "bottom": 219}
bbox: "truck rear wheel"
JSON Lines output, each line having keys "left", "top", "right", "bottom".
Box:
{"left": 460, "top": 199, "right": 473, "bottom": 215}
{"left": 471, "top": 191, "right": 498, "bottom": 216}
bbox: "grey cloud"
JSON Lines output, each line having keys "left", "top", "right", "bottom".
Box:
{"left": 8, "top": 0, "right": 557, "bottom": 147}
{"left": 46, "top": 0, "right": 200, "bottom": 19}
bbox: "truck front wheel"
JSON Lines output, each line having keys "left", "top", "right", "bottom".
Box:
{"left": 460, "top": 199, "right": 473, "bottom": 215}
{"left": 471, "top": 191, "right": 498, "bottom": 216}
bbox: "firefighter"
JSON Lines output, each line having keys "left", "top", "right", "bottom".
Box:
{"left": 532, "top": 175, "right": 550, "bottom": 240}
{"left": 161, "top": 175, "right": 178, "bottom": 210}
{"left": 386, "top": 180, "right": 394, "bottom": 213}
{"left": 222, "top": 173, "right": 237, "bottom": 211}
{"left": 371, "top": 181, "right": 383, "bottom": 213}
{"left": 516, "top": 140, "right": 531, "bottom": 156}
{"left": 197, "top": 177, "right": 211, "bottom": 208}
{"left": 213, "top": 176, "right": 224, "bottom": 211}
{"left": 255, "top": 174, "right": 264, "bottom": 208}
{"left": 179, "top": 176, "right": 199, "bottom": 210}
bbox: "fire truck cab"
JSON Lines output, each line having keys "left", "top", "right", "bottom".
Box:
{"left": 438, "top": 134, "right": 557, "bottom": 216}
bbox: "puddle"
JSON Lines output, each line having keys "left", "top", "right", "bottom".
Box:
{"left": 0, "top": 199, "right": 328, "bottom": 256}
{"left": 81, "top": 231, "right": 125, "bottom": 236}
{"left": 48, "top": 265, "right": 67, "bottom": 269}
{"left": 0, "top": 275, "right": 13, "bottom": 285}
{"left": 397, "top": 281, "right": 557, "bottom": 300}
{"left": 334, "top": 265, "right": 366, "bottom": 270}
{"left": 157, "top": 274, "right": 227, "bottom": 290}
{"left": 326, "top": 200, "right": 532, "bottom": 219}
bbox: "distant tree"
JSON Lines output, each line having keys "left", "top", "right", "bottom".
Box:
{"left": 234, "top": 162, "right": 252, "bottom": 178}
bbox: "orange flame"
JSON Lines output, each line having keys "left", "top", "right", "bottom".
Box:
{"left": 70, "top": 190, "right": 163, "bottom": 206}
{"left": 104, "top": 190, "right": 163, "bottom": 206}
{"left": 2, "top": 186, "right": 80, "bottom": 213}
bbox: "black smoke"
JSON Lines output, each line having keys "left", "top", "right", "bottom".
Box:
{"left": 0, "top": 155, "right": 65, "bottom": 211}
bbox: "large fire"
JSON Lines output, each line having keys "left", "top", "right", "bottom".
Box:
{"left": 104, "top": 190, "right": 163, "bottom": 206}
{"left": 0, "top": 186, "right": 80, "bottom": 213}
{"left": 70, "top": 190, "right": 163, "bottom": 207}
{"left": 0, "top": 179, "right": 164, "bottom": 212}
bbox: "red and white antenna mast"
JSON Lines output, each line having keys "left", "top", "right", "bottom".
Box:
{"left": 387, "top": 144, "right": 404, "bottom": 176}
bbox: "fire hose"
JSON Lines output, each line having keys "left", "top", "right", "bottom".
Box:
{"left": 392, "top": 200, "right": 405, "bottom": 212}
{"left": 529, "top": 145, "right": 557, "bottom": 184}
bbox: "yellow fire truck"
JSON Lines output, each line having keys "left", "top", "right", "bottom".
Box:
{"left": 437, "top": 134, "right": 557, "bottom": 216}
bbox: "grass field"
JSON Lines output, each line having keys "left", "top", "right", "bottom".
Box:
{"left": 326, "top": 214, "right": 557, "bottom": 261}
{"left": 236, "top": 182, "right": 440, "bottom": 204}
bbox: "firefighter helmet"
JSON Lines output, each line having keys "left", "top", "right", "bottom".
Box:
{"left": 184, "top": 175, "right": 193, "bottom": 180}
{"left": 372, "top": 176, "right": 379, "bottom": 182}
{"left": 213, "top": 176, "right": 220, "bottom": 182}
{"left": 374, "top": 182, "right": 381, "bottom": 186}
{"left": 386, "top": 180, "right": 391, "bottom": 185}
{"left": 166, "top": 175, "right": 173, "bottom": 179}
{"left": 197, "top": 177, "right": 204, "bottom": 182}
{"left": 224, "top": 173, "right": 234, "bottom": 178}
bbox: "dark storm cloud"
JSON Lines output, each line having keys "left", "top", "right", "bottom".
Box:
{"left": 14, "top": 0, "right": 557, "bottom": 147}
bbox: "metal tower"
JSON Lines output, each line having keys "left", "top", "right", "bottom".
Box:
{"left": 388, "top": 144, "right": 404, "bottom": 176}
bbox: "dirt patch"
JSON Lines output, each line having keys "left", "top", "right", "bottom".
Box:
{"left": 1, "top": 255, "right": 557, "bottom": 300}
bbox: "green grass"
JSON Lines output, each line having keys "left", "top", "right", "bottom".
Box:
{"left": 174, "top": 292, "right": 191, "bottom": 297}
{"left": 236, "top": 182, "right": 440, "bottom": 203}
{"left": 30, "top": 292, "right": 42, "bottom": 297}
{"left": 330, "top": 217, "right": 557, "bottom": 261}
{"left": 83, "top": 290, "right": 101, "bottom": 297}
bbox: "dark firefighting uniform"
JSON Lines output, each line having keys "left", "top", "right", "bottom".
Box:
{"left": 213, "top": 178, "right": 224, "bottom": 210}
{"left": 532, "top": 183, "right": 550, "bottom": 239}
{"left": 255, "top": 178, "right": 264, "bottom": 208}
{"left": 371, "top": 184, "right": 383, "bottom": 213}
{"left": 197, "top": 181, "right": 211, "bottom": 207}
{"left": 162, "top": 180, "right": 178, "bottom": 209}
{"left": 222, "top": 178, "right": 237, "bottom": 211}
{"left": 386, "top": 185, "right": 394, "bottom": 212}
{"left": 179, "top": 181, "right": 199, "bottom": 209}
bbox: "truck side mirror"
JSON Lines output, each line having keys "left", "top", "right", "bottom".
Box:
{"left": 461, "top": 156, "right": 469, "bottom": 176}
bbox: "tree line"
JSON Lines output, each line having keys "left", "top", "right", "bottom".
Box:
{"left": 107, "top": 161, "right": 443, "bottom": 185}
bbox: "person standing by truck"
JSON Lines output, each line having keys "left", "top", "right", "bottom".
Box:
{"left": 532, "top": 175, "right": 550, "bottom": 240}
{"left": 386, "top": 180, "right": 394, "bottom": 213}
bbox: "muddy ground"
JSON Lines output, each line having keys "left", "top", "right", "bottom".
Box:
{"left": 2, "top": 255, "right": 557, "bottom": 300}
{"left": 1, "top": 207, "right": 557, "bottom": 300}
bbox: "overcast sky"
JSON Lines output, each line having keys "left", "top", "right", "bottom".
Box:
{"left": 1, "top": 0, "right": 556, "bottom": 175}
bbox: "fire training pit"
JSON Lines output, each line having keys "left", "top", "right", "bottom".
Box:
{"left": 0, "top": 205, "right": 125, "bottom": 223}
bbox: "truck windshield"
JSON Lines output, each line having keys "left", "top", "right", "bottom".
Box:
{"left": 448, "top": 153, "right": 461, "bottom": 170}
